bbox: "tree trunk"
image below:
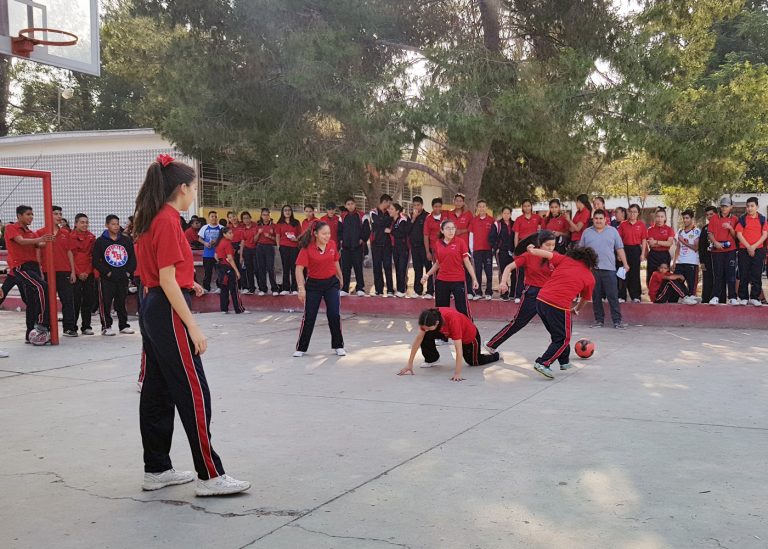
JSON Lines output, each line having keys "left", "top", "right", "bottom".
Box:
{"left": 462, "top": 142, "right": 492, "bottom": 209}
{"left": 0, "top": 55, "right": 10, "bottom": 136}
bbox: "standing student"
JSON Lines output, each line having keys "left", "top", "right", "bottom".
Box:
{"left": 673, "top": 209, "right": 700, "bottom": 304}
{"left": 699, "top": 206, "right": 717, "bottom": 303}
{"left": 388, "top": 203, "right": 411, "bottom": 298}
{"left": 448, "top": 193, "right": 474, "bottom": 297}
{"left": 542, "top": 199, "right": 570, "bottom": 254}
{"left": 42, "top": 206, "right": 77, "bottom": 337}
{"left": 254, "top": 208, "right": 279, "bottom": 296}
{"left": 423, "top": 198, "right": 444, "bottom": 297}
{"left": 197, "top": 211, "right": 222, "bottom": 293}
{"left": 526, "top": 245, "right": 597, "bottom": 379}
{"left": 294, "top": 221, "right": 345, "bottom": 357}
{"left": 237, "top": 211, "right": 259, "bottom": 294}
{"left": 93, "top": 215, "right": 136, "bottom": 336}
{"left": 338, "top": 197, "right": 370, "bottom": 296}
{"left": 301, "top": 204, "right": 318, "bottom": 235}
{"left": 612, "top": 206, "right": 626, "bottom": 229}
{"left": 489, "top": 207, "right": 515, "bottom": 301}
{"left": 227, "top": 211, "right": 245, "bottom": 291}
{"left": 70, "top": 213, "right": 96, "bottom": 335}
{"left": 618, "top": 204, "right": 647, "bottom": 303}
{"left": 645, "top": 209, "right": 674, "bottom": 285}
{"left": 320, "top": 202, "right": 341, "bottom": 245}
{"left": 398, "top": 308, "right": 501, "bottom": 381}
{"left": 409, "top": 196, "right": 432, "bottom": 299}
{"left": 133, "top": 154, "right": 250, "bottom": 496}
{"left": 275, "top": 205, "right": 301, "bottom": 295}
{"left": 567, "top": 194, "right": 592, "bottom": 248}
{"left": 580, "top": 209, "right": 629, "bottom": 329}
{"left": 707, "top": 197, "right": 739, "bottom": 305}
{"left": 512, "top": 199, "right": 542, "bottom": 302}
{"left": 485, "top": 231, "right": 556, "bottom": 352}
{"left": 214, "top": 226, "right": 247, "bottom": 314}
{"left": 469, "top": 199, "right": 494, "bottom": 300}
{"left": 735, "top": 196, "right": 768, "bottom": 306}
{"left": 5, "top": 205, "right": 54, "bottom": 344}
{"left": 421, "top": 220, "right": 479, "bottom": 318}
{"left": 648, "top": 263, "right": 690, "bottom": 303}
{"left": 369, "top": 194, "right": 394, "bottom": 297}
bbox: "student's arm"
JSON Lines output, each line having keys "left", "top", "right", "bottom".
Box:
{"left": 159, "top": 266, "right": 206, "bottom": 354}
{"left": 67, "top": 249, "right": 76, "bottom": 283}
{"left": 335, "top": 260, "right": 342, "bottom": 285}
{"left": 640, "top": 238, "right": 647, "bottom": 260}
{"left": 708, "top": 229, "right": 724, "bottom": 249}
{"left": 295, "top": 265, "right": 307, "bottom": 304}
{"left": 526, "top": 245, "right": 554, "bottom": 260}
{"left": 462, "top": 255, "right": 479, "bottom": 290}
{"left": 514, "top": 231, "right": 520, "bottom": 247}
{"left": 499, "top": 262, "right": 519, "bottom": 293}
{"left": 757, "top": 229, "right": 768, "bottom": 249}
{"left": 736, "top": 229, "right": 750, "bottom": 250}
{"left": 226, "top": 253, "right": 240, "bottom": 278}
{"left": 451, "top": 339, "right": 465, "bottom": 382}
{"left": 12, "top": 233, "right": 53, "bottom": 246}
{"left": 657, "top": 237, "right": 674, "bottom": 248}
{"left": 92, "top": 240, "right": 110, "bottom": 277}
{"left": 422, "top": 260, "right": 440, "bottom": 282}
{"left": 398, "top": 330, "right": 426, "bottom": 376}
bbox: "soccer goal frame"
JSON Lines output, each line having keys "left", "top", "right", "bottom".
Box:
{"left": 0, "top": 167, "right": 59, "bottom": 345}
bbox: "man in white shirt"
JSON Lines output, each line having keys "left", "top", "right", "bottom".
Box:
{"left": 673, "top": 209, "right": 700, "bottom": 304}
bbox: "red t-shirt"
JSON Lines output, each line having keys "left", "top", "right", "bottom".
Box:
{"left": 296, "top": 240, "right": 339, "bottom": 279}
{"left": 238, "top": 224, "right": 260, "bottom": 249}
{"left": 215, "top": 239, "right": 235, "bottom": 263}
{"left": 301, "top": 217, "right": 318, "bottom": 235}
{"left": 513, "top": 214, "right": 542, "bottom": 241}
{"left": 70, "top": 229, "right": 95, "bottom": 276}
{"left": 648, "top": 271, "right": 667, "bottom": 302}
{"left": 320, "top": 214, "right": 341, "bottom": 242}
{"left": 647, "top": 225, "right": 674, "bottom": 252}
{"left": 708, "top": 214, "right": 737, "bottom": 253}
{"left": 276, "top": 222, "right": 300, "bottom": 248}
{"left": 438, "top": 307, "right": 478, "bottom": 344}
{"left": 736, "top": 215, "right": 768, "bottom": 246}
{"left": 41, "top": 227, "right": 72, "bottom": 272}
{"left": 4, "top": 222, "right": 39, "bottom": 269}
{"left": 256, "top": 222, "right": 277, "bottom": 245}
{"left": 423, "top": 214, "right": 443, "bottom": 251}
{"left": 136, "top": 204, "right": 195, "bottom": 289}
{"left": 434, "top": 238, "right": 470, "bottom": 282}
{"left": 537, "top": 253, "right": 595, "bottom": 310}
{"left": 618, "top": 220, "right": 647, "bottom": 246}
{"left": 542, "top": 215, "right": 569, "bottom": 235}
{"left": 229, "top": 223, "right": 242, "bottom": 244}
{"left": 447, "top": 209, "right": 473, "bottom": 246}
{"left": 184, "top": 227, "right": 198, "bottom": 245}
{"left": 570, "top": 208, "right": 591, "bottom": 242}
{"left": 469, "top": 215, "right": 494, "bottom": 251}
{"left": 514, "top": 252, "right": 554, "bottom": 288}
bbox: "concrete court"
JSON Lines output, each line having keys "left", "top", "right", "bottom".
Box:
{"left": 0, "top": 308, "right": 766, "bottom": 549}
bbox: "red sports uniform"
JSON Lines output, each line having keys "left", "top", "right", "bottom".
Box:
{"left": 275, "top": 222, "right": 300, "bottom": 247}
{"left": 70, "top": 230, "right": 96, "bottom": 276}
{"left": 136, "top": 204, "right": 195, "bottom": 289}
{"left": 514, "top": 252, "right": 554, "bottom": 288}
{"left": 256, "top": 223, "right": 277, "bottom": 245}
{"left": 423, "top": 214, "right": 443, "bottom": 251}
{"left": 618, "top": 220, "right": 647, "bottom": 245}
{"left": 469, "top": 215, "right": 494, "bottom": 251}
{"left": 647, "top": 225, "right": 674, "bottom": 251}
{"left": 537, "top": 253, "right": 595, "bottom": 310}
{"left": 447, "top": 209, "right": 473, "bottom": 246}
{"left": 433, "top": 238, "right": 470, "bottom": 282}
{"left": 513, "top": 214, "right": 542, "bottom": 241}
{"left": 215, "top": 239, "right": 235, "bottom": 263}
{"left": 4, "top": 223, "right": 39, "bottom": 269}
{"left": 708, "top": 214, "right": 737, "bottom": 253}
{"left": 437, "top": 306, "right": 478, "bottom": 344}
{"left": 296, "top": 240, "right": 339, "bottom": 279}
{"left": 570, "top": 208, "right": 591, "bottom": 243}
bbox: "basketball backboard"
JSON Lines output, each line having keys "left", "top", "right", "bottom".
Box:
{"left": 0, "top": 0, "right": 100, "bottom": 75}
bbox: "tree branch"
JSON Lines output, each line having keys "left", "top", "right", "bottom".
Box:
{"left": 397, "top": 160, "right": 446, "bottom": 187}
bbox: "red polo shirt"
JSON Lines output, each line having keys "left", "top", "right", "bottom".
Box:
{"left": 542, "top": 215, "right": 569, "bottom": 235}
{"left": 513, "top": 214, "right": 542, "bottom": 241}
{"left": 537, "top": 253, "right": 595, "bottom": 310}
{"left": 424, "top": 214, "right": 443, "bottom": 251}
{"left": 647, "top": 225, "right": 674, "bottom": 252}
{"left": 256, "top": 222, "right": 277, "bottom": 245}
{"left": 4, "top": 222, "right": 39, "bottom": 269}
{"left": 469, "top": 215, "right": 494, "bottom": 251}
{"left": 736, "top": 215, "right": 768, "bottom": 246}
{"left": 70, "top": 229, "right": 96, "bottom": 276}
{"left": 437, "top": 307, "right": 477, "bottom": 344}
{"left": 570, "top": 208, "right": 591, "bottom": 242}
{"left": 215, "top": 239, "right": 235, "bottom": 263}
{"left": 447, "top": 209, "right": 473, "bottom": 246}
{"left": 40, "top": 227, "right": 73, "bottom": 272}
{"left": 514, "top": 252, "right": 554, "bottom": 288}
{"left": 238, "top": 224, "right": 259, "bottom": 249}
{"left": 434, "top": 237, "right": 470, "bottom": 282}
{"left": 708, "top": 214, "right": 737, "bottom": 253}
{"left": 296, "top": 240, "right": 339, "bottom": 279}
{"left": 275, "top": 222, "right": 300, "bottom": 248}
{"left": 229, "top": 223, "right": 242, "bottom": 244}
{"left": 301, "top": 217, "right": 318, "bottom": 235}
{"left": 184, "top": 227, "right": 199, "bottom": 245}
{"left": 136, "top": 204, "right": 195, "bottom": 289}
{"left": 618, "top": 220, "right": 647, "bottom": 246}
{"left": 321, "top": 214, "right": 341, "bottom": 242}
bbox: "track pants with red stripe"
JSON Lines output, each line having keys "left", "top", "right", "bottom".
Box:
{"left": 486, "top": 285, "right": 540, "bottom": 350}
{"left": 435, "top": 279, "right": 472, "bottom": 320}
{"left": 420, "top": 328, "right": 500, "bottom": 366}
{"left": 13, "top": 262, "right": 49, "bottom": 338}
{"left": 535, "top": 300, "right": 571, "bottom": 367}
{"left": 139, "top": 289, "right": 225, "bottom": 480}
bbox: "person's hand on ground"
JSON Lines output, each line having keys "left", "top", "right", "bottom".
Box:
{"left": 397, "top": 366, "right": 414, "bottom": 376}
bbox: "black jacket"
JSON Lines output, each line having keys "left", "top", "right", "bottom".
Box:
{"left": 93, "top": 231, "right": 136, "bottom": 281}
{"left": 368, "top": 208, "right": 393, "bottom": 248}
{"left": 489, "top": 219, "right": 514, "bottom": 253}
{"left": 409, "top": 210, "right": 428, "bottom": 249}
{"left": 339, "top": 210, "right": 371, "bottom": 250}
{"left": 392, "top": 214, "right": 411, "bottom": 250}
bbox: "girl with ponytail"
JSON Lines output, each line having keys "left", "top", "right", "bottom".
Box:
{"left": 214, "top": 225, "right": 248, "bottom": 314}
{"left": 133, "top": 154, "right": 250, "bottom": 496}
{"left": 398, "top": 307, "right": 501, "bottom": 382}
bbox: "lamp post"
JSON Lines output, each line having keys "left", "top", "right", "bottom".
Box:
{"left": 57, "top": 87, "right": 74, "bottom": 131}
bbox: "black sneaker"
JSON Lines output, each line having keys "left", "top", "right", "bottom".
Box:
{"left": 614, "top": 322, "right": 628, "bottom": 329}
{"left": 63, "top": 330, "right": 79, "bottom": 337}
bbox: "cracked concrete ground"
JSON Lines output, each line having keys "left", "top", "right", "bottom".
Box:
{"left": 0, "top": 308, "right": 766, "bottom": 549}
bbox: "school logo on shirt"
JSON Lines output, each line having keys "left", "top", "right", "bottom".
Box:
{"left": 105, "top": 244, "right": 129, "bottom": 268}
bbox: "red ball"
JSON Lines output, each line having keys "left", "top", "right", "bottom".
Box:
{"left": 574, "top": 338, "right": 595, "bottom": 359}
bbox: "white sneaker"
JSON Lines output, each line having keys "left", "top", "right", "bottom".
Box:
{"left": 221, "top": 311, "right": 229, "bottom": 315}
{"left": 239, "top": 289, "right": 248, "bottom": 294}
{"left": 618, "top": 298, "right": 626, "bottom": 303}
{"left": 395, "top": 292, "right": 406, "bottom": 298}
{"left": 102, "top": 328, "right": 116, "bottom": 336}
{"left": 292, "top": 351, "right": 304, "bottom": 357}
{"left": 435, "top": 338, "right": 449, "bottom": 346}
{"left": 632, "top": 298, "right": 641, "bottom": 304}
{"left": 472, "top": 294, "right": 481, "bottom": 301}
{"left": 82, "top": 328, "right": 94, "bottom": 335}
{"left": 120, "top": 327, "right": 135, "bottom": 335}
{"left": 356, "top": 290, "right": 365, "bottom": 297}
{"left": 728, "top": 298, "right": 741, "bottom": 305}
{"left": 514, "top": 298, "right": 521, "bottom": 304}
{"left": 483, "top": 342, "right": 495, "bottom": 354}
{"left": 709, "top": 297, "right": 720, "bottom": 305}
{"left": 749, "top": 299, "right": 762, "bottom": 307}
{"left": 740, "top": 299, "right": 749, "bottom": 306}
{"left": 381, "top": 293, "right": 390, "bottom": 298}
{"left": 136, "top": 381, "right": 142, "bottom": 392}
{"left": 419, "top": 361, "right": 439, "bottom": 368}
{"left": 339, "top": 291, "right": 349, "bottom": 297}
{"left": 128, "top": 286, "right": 138, "bottom": 294}
{"left": 272, "top": 292, "right": 279, "bottom": 297}
{"left": 291, "top": 291, "right": 299, "bottom": 295}
{"left": 257, "top": 291, "right": 265, "bottom": 296}
{"left": 0, "top": 350, "right": 8, "bottom": 358}
{"left": 280, "top": 290, "right": 290, "bottom": 296}
{"left": 422, "top": 293, "right": 433, "bottom": 299}
{"left": 241, "top": 310, "right": 252, "bottom": 315}
{"left": 682, "top": 296, "right": 698, "bottom": 305}
{"left": 195, "top": 474, "right": 251, "bottom": 497}
{"left": 211, "top": 288, "right": 222, "bottom": 294}
{"left": 335, "top": 348, "right": 346, "bottom": 356}
{"left": 142, "top": 469, "right": 195, "bottom": 491}
{"left": 484, "top": 295, "right": 492, "bottom": 301}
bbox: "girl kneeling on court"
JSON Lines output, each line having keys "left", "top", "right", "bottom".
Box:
{"left": 485, "top": 230, "right": 557, "bottom": 352}
{"left": 398, "top": 307, "right": 501, "bottom": 382}
{"left": 214, "top": 226, "right": 247, "bottom": 314}
{"left": 421, "top": 220, "right": 479, "bottom": 318}
{"left": 293, "top": 221, "right": 345, "bottom": 357}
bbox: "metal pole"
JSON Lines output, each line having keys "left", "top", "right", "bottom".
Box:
{"left": 57, "top": 89, "right": 61, "bottom": 130}
{"left": 42, "top": 172, "right": 59, "bottom": 345}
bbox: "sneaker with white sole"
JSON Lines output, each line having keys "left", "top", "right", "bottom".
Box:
{"left": 728, "top": 298, "right": 741, "bottom": 305}
{"left": 419, "top": 361, "right": 439, "bottom": 368}
{"left": 292, "top": 351, "right": 304, "bottom": 357}
{"left": 102, "top": 328, "right": 116, "bottom": 336}
{"left": 559, "top": 363, "right": 573, "bottom": 371}
{"left": 483, "top": 342, "right": 496, "bottom": 354}
{"left": 335, "top": 348, "right": 346, "bottom": 356}
{"left": 257, "top": 291, "right": 265, "bottom": 296}
{"left": 63, "top": 329, "right": 78, "bottom": 337}
{"left": 272, "top": 292, "right": 279, "bottom": 297}
{"left": 749, "top": 299, "right": 762, "bottom": 306}
{"left": 82, "top": 328, "right": 94, "bottom": 335}
{"left": 484, "top": 295, "right": 492, "bottom": 301}
{"left": 292, "top": 291, "right": 299, "bottom": 295}
{"left": 514, "top": 298, "right": 521, "bottom": 304}
{"left": 195, "top": 474, "right": 250, "bottom": 497}
{"left": 682, "top": 295, "right": 698, "bottom": 305}
{"left": 280, "top": 290, "right": 290, "bottom": 296}
{"left": 632, "top": 298, "right": 641, "bottom": 304}
{"left": 618, "top": 298, "right": 626, "bottom": 303}
{"left": 709, "top": 297, "right": 720, "bottom": 305}
{"left": 142, "top": 469, "right": 195, "bottom": 491}
{"left": 739, "top": 299, "right": 748, "bottom": 305}
{"left": 395, "top": 292, "right": 406, "bottom": 298}
{"left": 339, "top": 291, "right": 349, "bottom": 297}
{"left": 120, "top": 327, "right": 135, "bottom": 335}
{"left": 356, "top": 290, "right": 365, "bottom": 296}
{"left": 0, "top": 350, "right": 8, "bottom": 358}
{"left": 422, "top": 293, "right": 433, "bottom": 300}
{"left": 472, "top": 294, "right": 481, "bottom": 301}
{"left": 533, "top": 362, "right": 554, "bottom": 379}
{"left": 241, "top": 310, "right": 252, "bottom": 315}
{"left": 211, "top": 288, "right": 221, "bottom": 294}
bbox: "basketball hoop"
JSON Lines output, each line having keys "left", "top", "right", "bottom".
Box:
{"left": 11, "top": 28, "right": 78, "bottom": 58}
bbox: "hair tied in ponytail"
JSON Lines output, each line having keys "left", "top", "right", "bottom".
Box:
{"left": 156, "top": 154, "right": 175, "bottom": 167}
